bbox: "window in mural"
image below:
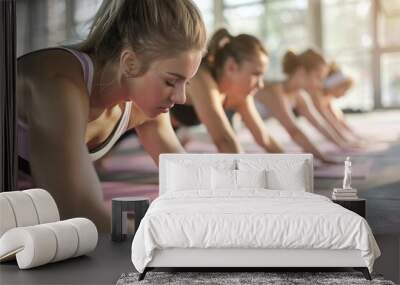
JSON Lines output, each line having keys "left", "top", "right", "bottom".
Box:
{"left": 322, "top": 0, "right": 373, "bottom": 110}
{"left": 381, "top": 53, "right": 400, "bottom": 107}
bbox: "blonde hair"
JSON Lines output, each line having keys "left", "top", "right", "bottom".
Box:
{"left": 327, "top": 62, "right": 342, "bottom": 77}
{"left": 324, "top": 62, "right": 353, "bottom": 92}
{"left": 282, "top": 48, "right": 326, "bottom": 76}
{"left": 205, "top": 28, "right": 268, "bottom": 80}
{"left": 78, "top": 0, "right": 207, "bottom": 75}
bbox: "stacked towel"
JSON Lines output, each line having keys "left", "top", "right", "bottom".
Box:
{"left": 332, "top": 188, "right": 358, "bottom": 200}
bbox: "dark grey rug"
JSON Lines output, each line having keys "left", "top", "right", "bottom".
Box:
{"left": 116, "top": 272, "right": 396, "bottom": 285}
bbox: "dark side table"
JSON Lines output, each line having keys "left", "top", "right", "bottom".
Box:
{"left": 332, "top": 198, "right": 366, "bottom": 218}
{"left": 112, "top": 197, "right": 150, "bottom": 242}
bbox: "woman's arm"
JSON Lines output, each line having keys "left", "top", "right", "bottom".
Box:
{"left": 256, "top": 88, "right": 331, "bottom": 162}
{"left": 319, "top": 100, "right": 360, "bottom": 144}
{"left": 134, "top": 112, "right": 185, "bottom": 165}
{"left": 28, "top": 75, "right": 110, "bottom": 232}
{"left": 236, "top": 96, "right": 284, "bottom": 153}
{"left": 312, "top": 96, "right": 357, "bottom": 144}
{"left": 296, "top": 92, "right": 349, "bottom": 149}
{"left": 328, "top": 102, "right": 363, "bottom": 140}
{"left": 188, "top": 71, "right": 243, "bottom": 153}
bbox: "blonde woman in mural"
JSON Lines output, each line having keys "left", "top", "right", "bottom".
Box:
{"left": 308, "top": 62, "right": 366, "bottom": 147}
{"left": 254, "top": 49, "right": 349, "bottom": 163}
{"left": 16, "top": 0, "right": 207, "bottom": 231}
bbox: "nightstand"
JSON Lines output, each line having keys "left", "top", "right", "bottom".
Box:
{"left": 332, "top": 198, "right": 366, "bottom": 218}
{"left": 111, "top": 197, "right": 150, "bottom": 242}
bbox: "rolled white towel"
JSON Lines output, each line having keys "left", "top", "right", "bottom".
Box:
{"left": 0, "top": 218, "right": 98, "bottom": 269}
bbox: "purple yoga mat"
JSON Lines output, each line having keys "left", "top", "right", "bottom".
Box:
{"left": 103, "top": 153, "right": 158, "bottom": 173}
{"left": 102, "top": 182, "right": 159, "bottom": 201}
{"left": 185, "top": 140, "right": 218, "bottom": 153}
{"left": 325, "top": 143, "right": 390, "bottom": 157}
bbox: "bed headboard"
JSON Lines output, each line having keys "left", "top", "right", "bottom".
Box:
{"left": 159, "top": 153, "right": 313, "bottom": 195}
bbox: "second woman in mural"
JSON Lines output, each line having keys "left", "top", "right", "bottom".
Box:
{"left": 171, "top": 28, "right": 283, "bottom": 153}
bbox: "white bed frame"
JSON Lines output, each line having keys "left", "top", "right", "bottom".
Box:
{"left": 140, "top": 154, "right": 370, "bottom": 280}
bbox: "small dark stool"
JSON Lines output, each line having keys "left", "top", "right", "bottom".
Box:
{"left": 111, "top": 197, "right": 150, "bottom": 242}
{"left": 332, "top": 198, "right": 366, "bottom": 218}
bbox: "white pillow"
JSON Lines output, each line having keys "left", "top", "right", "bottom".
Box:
{"left": 211, "top": 168, "right": 237, "bottom": 190}
{"left": 238, "top": 159, "right": 307, "bottom": 191}
{"left": 267, "top": 164, "right": 306, "bottom": 191}
{"left": 167, "top": 162, "right": 212, "bottom": 191}
{"left": 236, "top": 169, "right": 268, "bottom": 189}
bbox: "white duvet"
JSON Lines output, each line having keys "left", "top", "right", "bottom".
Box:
{"left": 131, "top": 190, "right": 380, "bottom": 273}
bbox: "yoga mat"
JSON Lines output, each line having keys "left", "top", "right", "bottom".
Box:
{"left": 102, "top": 182, "right": 159, "bottom": 201}
{"left": 97, "top": 152, "right": 159, "bottom": 183}
{"left": 238, "top": 117, "right": 339, "bottom": 154}
{"left": 238, "top": 115, "right": 396, "bottom": 157}
{"left": 103, "top": 183, "right": 159, "bottom": 212}
{"left": 102, "top": 153, "right": 158, "bottom": 174}
{"left": 185, "top": 140, "right": 218, "bottom": 153}
{"left": 326, "top": 143, "right": 391, "bottom": 158}
{"left": 345, "top": 111, "right": 400, "bottom": 143}
{"left": 113, "top": 134, "right": 142, "bottom": 153}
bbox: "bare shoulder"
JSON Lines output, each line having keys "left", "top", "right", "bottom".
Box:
{"left": 19, "top": 49, "right": 86, "bottom": 84}
{"left": 256, "top": 82, "right": 284, "bottom": 104}
{"left": 18, "top": 49, "right": 87, "bottom": 104}
{"left": 193, "top": 67, "right": 216, "bottom": 85}
{"left": 266, "top": 82, "right": 284, "bottom": 96}
{"left": 18, "top": 50, "right": 89, "bottom": 132}
{"left": 189, "top": 68, "right": 218, "bottom": 94}
{"left": 187, "top": 67, "right": 221, "bottom": 105}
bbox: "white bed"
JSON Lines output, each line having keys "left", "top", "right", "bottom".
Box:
{"left": 131, "top": 154, "right": 380, "bottom": 280}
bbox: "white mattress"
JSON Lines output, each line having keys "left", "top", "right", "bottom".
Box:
{"left": 131, "top": 190, "right": 380, "bottom": 273}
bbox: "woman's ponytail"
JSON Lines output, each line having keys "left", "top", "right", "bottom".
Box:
{"left": 205, "top": 28, "right": 232, "bottom": 65}
{"left": 79, "top": 0, "right": 125, "bottom": 54}
{"left": 282, "top": 50, "right": 299, "bottom": 76}
{"left": 205, "top": 28, "right": 267, "bottom": 79}
{"left": 282, "top": 48, "right": 326, "bottom": 76}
